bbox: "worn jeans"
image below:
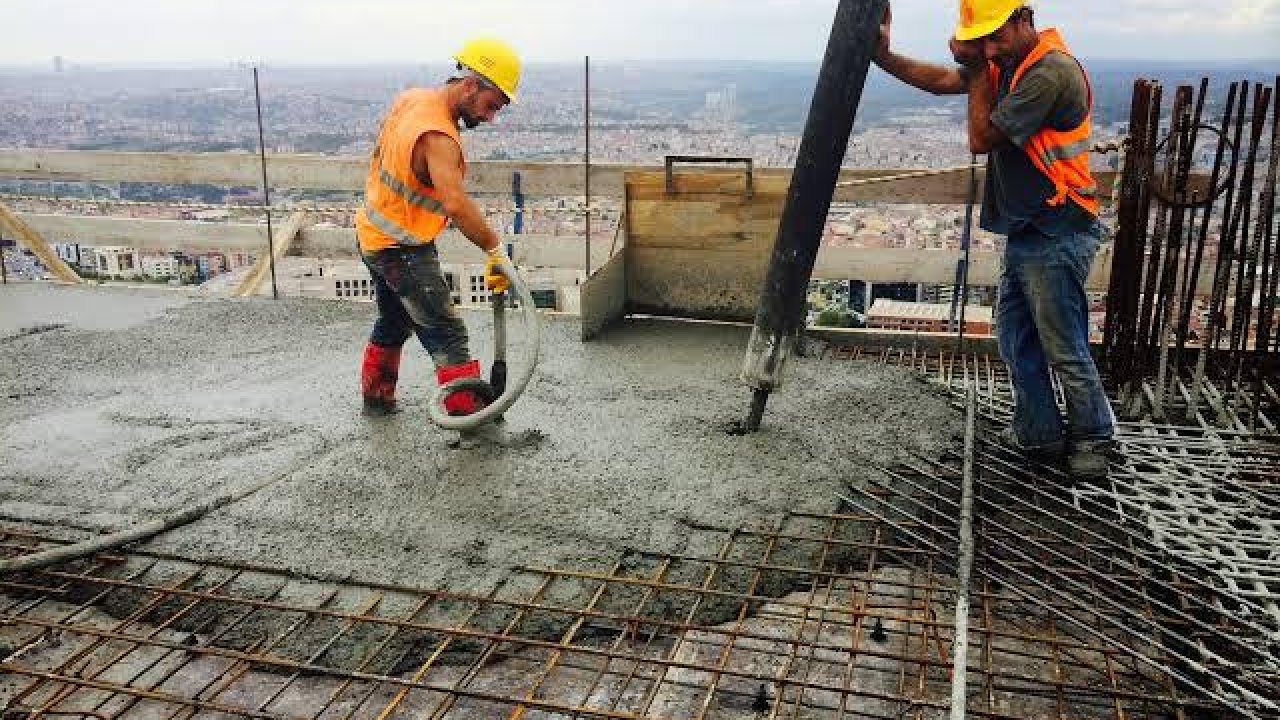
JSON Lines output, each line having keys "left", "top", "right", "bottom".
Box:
{"left": 997, "top": 220, "right": 1115, "bottom": 447}
{"left": 362, "top": 243, "right": 470, "bottom": 367}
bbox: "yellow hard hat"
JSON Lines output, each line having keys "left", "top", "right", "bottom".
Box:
{"left": 955, "top": 0, "right": 1024, "bottom": 41}
{"left": 453, "top": 36, "right": 522, "bottom": 103}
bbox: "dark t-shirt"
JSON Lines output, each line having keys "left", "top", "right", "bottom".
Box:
{"left": 979, "top": 49, "right": 1094, "bottom": 237}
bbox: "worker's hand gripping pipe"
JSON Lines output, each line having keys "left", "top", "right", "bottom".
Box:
{"left": 427, "top": 255, "right": 541, "bottom": 431}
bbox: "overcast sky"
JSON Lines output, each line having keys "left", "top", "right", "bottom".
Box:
{"left": 4, "top": 0, "right": 1277, "bottom": 66}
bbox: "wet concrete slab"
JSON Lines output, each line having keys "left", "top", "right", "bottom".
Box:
{"left": 0, "top": 282, "right": 195, "bottom": 334}
{"left": 0, "top": 284, "right": 959, "bottom": 595}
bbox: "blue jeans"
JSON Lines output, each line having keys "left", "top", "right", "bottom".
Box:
{"left": 362, "top": 243, "right": 470, "bottom": 367}
{"left": 997, "top": 221, "right": 1115, "bottom": 447}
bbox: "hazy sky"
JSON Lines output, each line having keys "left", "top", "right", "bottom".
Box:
{"left": 4, "top": 0, "right": 1278, "bottom": 66}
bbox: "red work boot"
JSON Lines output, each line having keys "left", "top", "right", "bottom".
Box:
{"left": 360, "top": 342, "right": 402, "bottom": 416}
{"left": 436, "top": 359, "right": 485, "bottom": 416}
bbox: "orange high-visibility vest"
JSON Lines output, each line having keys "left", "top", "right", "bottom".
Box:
{"left": 987, "top": 29, "right": 1100, "bottom": 216}
{"left": 356, "top": 88, "right": 463, "bottom": 253}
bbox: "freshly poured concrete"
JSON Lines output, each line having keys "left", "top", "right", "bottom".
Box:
{"left": 0, "top": 283, "right": 958, "bottom": 594}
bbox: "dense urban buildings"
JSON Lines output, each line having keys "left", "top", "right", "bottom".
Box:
{"left": 0, "top": 59, "right": 1245, "bottom": 328}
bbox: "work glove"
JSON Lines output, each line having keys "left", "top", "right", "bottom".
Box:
{"left": 484, "top": 247, "right": 511, "bottom": 294}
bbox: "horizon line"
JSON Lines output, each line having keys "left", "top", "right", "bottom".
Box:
{"left": 3, "top": 57, "right": 1279, "bottom": 71}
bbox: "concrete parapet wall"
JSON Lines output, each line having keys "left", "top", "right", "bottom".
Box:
{"left": 0, "top": 148, "right": 1120, "bottom": 201}
{"left": 625, "top": 170, "right": 779, "bottom": 322}
{"left": 3, "top": 150, "right": 1163, "bottom": 337}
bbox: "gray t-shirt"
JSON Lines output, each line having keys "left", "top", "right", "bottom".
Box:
{"left": 980, "top": 49, "right": 1093, "bottom": 237}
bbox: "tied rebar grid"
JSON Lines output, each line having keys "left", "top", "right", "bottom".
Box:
{"left": 852, "top": 345, "right": 1279, "bottom": 713}
{"left": 824, "top": 344, "right": 1279, "bottom": 433}
{"left": 1102, "top": 76, "right": 1280, "bottom": 431}
{"left": 0, "top": 493, "right": 1237, "bottom": 720}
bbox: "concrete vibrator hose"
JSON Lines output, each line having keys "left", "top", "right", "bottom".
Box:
{"left": 427, "top": 255, "right": 541, "bottom": 431}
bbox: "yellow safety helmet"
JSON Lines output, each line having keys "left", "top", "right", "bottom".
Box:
{"left": 452, "top": 36, "right": 522, "bottom": 103}
{"left": 955, "top": 0, "right": 1025, "bottom": 41}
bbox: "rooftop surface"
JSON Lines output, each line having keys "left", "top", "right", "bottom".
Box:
{"left": 2, "top": 283, "right": 1276, "bottom": 718}
{"left": 0, "top": 283, "right": 956, "bottom": 593}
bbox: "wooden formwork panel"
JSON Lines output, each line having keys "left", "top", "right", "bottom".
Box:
{"left": 625, "top": 170, "right": 785, "bottom": 322}
{"left": 579, "top": 249, "right": 627, "bottom": 341}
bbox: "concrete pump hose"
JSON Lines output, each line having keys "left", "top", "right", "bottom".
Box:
{"left": 0, "top": 433, "right": 328, "bottom": 575}
{"left": 427, "top": 256, "right": 541, "bottom": 431}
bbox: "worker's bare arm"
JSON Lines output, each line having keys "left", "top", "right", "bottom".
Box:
{"left": 876, "top": 52, "right": 968, "bottom": 95}
{"left": 872, "top": 5, "right": 967, "bottom": 95}
{"left": 415, "top": 131, "right": 502, "bottom": 253}
{"left": 942, "top": 37, "right": 1007, "bottom": 153}
{"left": 964, "top": 68, "right": 1006, "bottom": 154}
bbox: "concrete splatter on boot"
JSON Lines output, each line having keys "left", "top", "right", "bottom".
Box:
{"left": 447, "top": 423, "right": 547, "bottom": 451}
{"left": 435, "top": 359, "right": 486, "bottom": 416}
{"left": 1068, "top": 439, "right": 1113, "bottom": 480}
{"left": 996, "top": 427, "right": 1065, "bottom": 464}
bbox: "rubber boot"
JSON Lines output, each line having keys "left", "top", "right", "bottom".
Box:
{"left": 435, "top": 359, "right": 485, "bottom": 416}
{"left": 360, "top": 342, "right": 402, "bottom": 417}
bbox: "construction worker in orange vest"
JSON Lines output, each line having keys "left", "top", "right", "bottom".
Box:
{"left": 357, "top": 37, "right": 520, "bottom": 419}
{"left": 873, "top": 1, "right": 1115, "bottom": 479}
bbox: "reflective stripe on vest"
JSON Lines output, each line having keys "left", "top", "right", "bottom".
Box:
{"left": 357, "top": 88, "right": 459, "bottom": 251}
{"left": 991, "top": 28, "right": 1100, "bottom": 216}
{"left": 358, "top": 167, "right": 450, "bottom": 247}
{"left": 376, "top": 166, "right": 447, "bottom": 215}
{"left": 363, "top": 204, "right": 434, "bottom": 246}
{"left": 1035, "top": 136, "right": 1091, "bottom": 167}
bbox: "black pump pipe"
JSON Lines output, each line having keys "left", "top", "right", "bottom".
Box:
{"left": 738, "top": 0, "right": 887, "bottom": 432}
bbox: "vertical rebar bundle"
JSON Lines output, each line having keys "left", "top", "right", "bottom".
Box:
{"left": 1103, "top": 77, "right": 1279, "bottom": 431}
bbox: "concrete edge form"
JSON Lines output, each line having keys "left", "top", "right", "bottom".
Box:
{"left": 579, "top": 248, "right": 627, "bottom": 341}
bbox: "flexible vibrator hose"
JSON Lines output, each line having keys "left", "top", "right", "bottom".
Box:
{"left": 427, "top": 257, "right": 541, "bottom": 431}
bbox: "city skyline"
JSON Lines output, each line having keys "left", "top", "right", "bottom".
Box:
{"left": 3, "top": 0, "right": 1278, "bottom": 67}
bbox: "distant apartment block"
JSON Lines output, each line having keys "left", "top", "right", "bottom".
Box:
{"left": 922, "top": 282, "right": 997, "bottom": 308}
{"left": 195, "top": 254, "right": 227, "bottom": 278}
{"left": 53, "top": 242, "right": 84, "bottom": 266}
{"left": 92, "top": 246, "right": 141, "bottom": 278}
{"left": 448, "top": 264, "right": 583, "bottom": 310}
{"left": 141, "top": 254, "right": 180, "bottom": 278}
{"left": 867, "top": 299, "right": 993, "bottom": 336}
{"left": 293, "top": 260, "right": 583, "bottom": 311}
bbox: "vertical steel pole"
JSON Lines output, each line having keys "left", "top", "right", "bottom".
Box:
{"left": 1253, "top": 78, "right": 1280, "bottom": 368}
{"left": 1178, "top": 83, "right": 1236, "bottom": 372}
{"left": 253, "top": 66, "right": 279, "bottom": 300}
{"left": 512, "top": 172, "right": 524, "bottom": 236}
{"left": 949, "top": 377, "right": 978, "bottom": 720}
{"left": 952, "top": 155, "right": 978, "bottom": 354}
{"left": 1104, "top": 80, "right": 1155, "bottom": 391}
{"left": 1229, "top": 85, "right": 1274, "bottom": 423}
{"left": 1191, "top": 83, "right": 1248, "bottom": 418}
{"left": 738, "top": 0, "right": 886, "bottom": 431}
{"left": 1151, "top": 85, "right": 1196, "bottom": 419}
{"left": 584, "top": 55, "right": 592, "bottom": 277}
